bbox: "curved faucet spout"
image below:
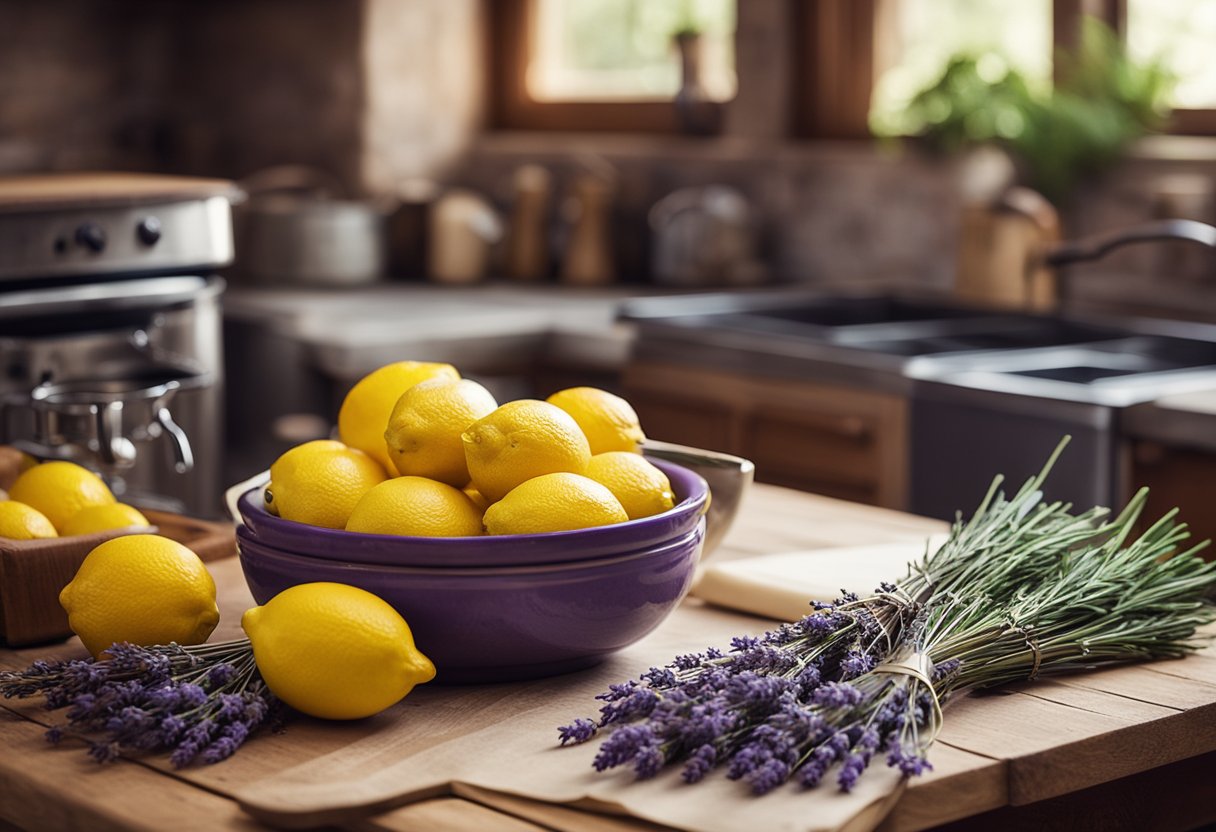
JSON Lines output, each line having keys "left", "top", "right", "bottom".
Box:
{"left": 1044, "top": 219, "right": 1216, "bottom": 268}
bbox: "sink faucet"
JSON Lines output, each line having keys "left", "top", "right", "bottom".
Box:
{"left": 1044, "top": 218, "right": 1216, "bottom": 268}
{"left": 1033, "top": 218, "right": 1216, "bottom": 309}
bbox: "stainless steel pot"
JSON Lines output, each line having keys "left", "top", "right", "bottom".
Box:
{"left": 18, "top": 367, "right": 203, "bottom": 474}
{"left": 235, "top": 166, "right": 394, "bottom": 286}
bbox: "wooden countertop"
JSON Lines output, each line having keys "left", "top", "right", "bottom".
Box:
{"left": 1, "top": 484, "right": 1214, "bottom": 832}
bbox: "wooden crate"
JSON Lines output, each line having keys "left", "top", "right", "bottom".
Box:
{"left": 0, "top": 446, "right": 235, "bottom": 647}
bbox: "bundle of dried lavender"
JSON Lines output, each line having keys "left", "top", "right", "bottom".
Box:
{"left": 0, "top": 638, "right": 275, "bottom": 767}
{"left": 558, "top": 444, "right": 1216, "bottom": 795}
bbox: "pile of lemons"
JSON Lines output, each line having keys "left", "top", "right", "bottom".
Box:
{"left": 0, "top": 459, "right": 151, "bottom": 541}
{"left": 62, "top": 536, "right": 432, "bottom": 721}
{"left": 266, "top": 360, "right": 676, "bottom": 537}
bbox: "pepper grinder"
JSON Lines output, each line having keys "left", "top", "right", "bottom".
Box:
{"left": 561, "top": 173, "right": 615, "bottom": 286}
{"left": 505, "top": 165, "right": 553, "bottom": 281}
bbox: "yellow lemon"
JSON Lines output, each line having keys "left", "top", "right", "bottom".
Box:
{"left": 0, "top": 501, "right": 58, "bottom": 540}
{"left": 584, "top": 452, "right": 676, "bottom": 520}
{"left": 61, "top": 503, "right": 151, "bottom": 536}
{"left": 266, "top": 440, "right": 387, "bottom": 529}
{"left": 9, "top": 461, "right": 116, "bottom": 532}
{"left": 338, "top": 361, "right": 460, "bottom": 472}
{"left": 346, "top": 476, "right": 484, "bottom": 537}
{"left": 546, "top": 387, "right": 645, "bottom": 455}
{"left": 385, "top": 377, "right": 498, "bottom": 485}
{"left": 483, "top": 472, "right": 628, "bottom": 535}
{"left": 462, "top": 483, "right": 490, "bottom": 513}
{"left": 241, "top": 582, "right": 436, "bottom": 720}
{"left": 462, "top": 400, "right": 592, "bottom": 502}
{"left": 59, "top": 534, "right": 219, "bottom": 658}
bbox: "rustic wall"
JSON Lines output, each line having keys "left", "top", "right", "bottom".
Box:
{"left": 0, "top": 0, "right": 175, "bottom": 172}
{"left": 167, "top": 0, "right": 366, "bottom": 187}
{"left": 360, "top": 0, "right": 485, "bottom": 193}
{"left": 452, "top": 134, "right": 962, "bottom": 288}
{"left": 0, "top": 0, "right": 481, "bottom": 193}
{"left": 3, "top": 0, "right": 1214, "bottom": 320}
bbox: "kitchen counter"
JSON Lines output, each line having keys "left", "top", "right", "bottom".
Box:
{"left": 1124, "top": 390, "right": 1216, "bottom": 453}
{"left": 223, "top": 283, "right": 647, "bottom": 379}
{"left": 2, "top": 485, "right": 1215, "bottom": 832}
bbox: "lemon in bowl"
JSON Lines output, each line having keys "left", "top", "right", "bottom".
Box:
{"left": 483, "top": 473, "right": 628, "bottom": 535}
{"left": 462, "top": 399, "right": 592, "bottom": 502}
{"left": 547, "top": 387, "right": 645, "bottom": 454}
{"left": 234, "top": 457, "right": 707, "bottom": 568}
{"left": 384, "top": 377, "right": 497, "bottom": 485}
{"left": 338, "top": 361, "right": 458, "bottom": 472}
{"left": 265, "top": 440, "right": 387, "bottom": 530}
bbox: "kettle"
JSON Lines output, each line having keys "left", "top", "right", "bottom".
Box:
{"left": 236, "top": 166, "right": 394, "bottom": 286}
{"left": 649, "top": 186, "right": 764, "bottom": 286}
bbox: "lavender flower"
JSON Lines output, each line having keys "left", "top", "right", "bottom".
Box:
{"left": 633, "top": 746, "right": 665, "bottom": 780}
{"left": 810, "top": 682, "right": 863, "bottom": 709}
{"left": 840, "top": 650, "right": 876, "bottom": 680}
{"left": 0, "top": 638, "right": 276, "bottom": 770}
{"left": 557, "top": 718, "right": 598, "bottom": 746}
{"left": 749, "top": 759, "right": 791, "bottom": 795}
{"left": 681, "top": 744, "right": 717, "bottom": 783}
{"left": 593, "top": 724, "right": 657, "bottom": 772}
{"left": 640, "top": 667, "right": 677, "bottom": 689}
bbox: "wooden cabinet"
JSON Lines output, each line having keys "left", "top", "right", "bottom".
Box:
{"left": 622, "top": 362, "right": 908, "bottom": 509}
{"left": 1128, "top": 440, "right": 1216, "bottom": 561}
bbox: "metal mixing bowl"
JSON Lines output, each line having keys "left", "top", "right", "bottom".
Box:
{"left": 642, "top": 440, "right": 754, "bottom": 558}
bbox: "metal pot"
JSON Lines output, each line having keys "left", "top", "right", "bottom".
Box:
{"left": 235, "top": 166, "right": 394, "bottom": 286}
{"left": 14, "top": 365, "right": 205, "bottom": 475}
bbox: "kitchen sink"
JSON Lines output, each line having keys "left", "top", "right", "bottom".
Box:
{"left": 622, "top": 291, "right": 1216, "bottom": 400}
{"left": 825, "top": 317, "right": 1124, "bottom": 356}
{"left": 622, "top": 292, "right": 1133, "bottom": 359}
{"left": 906, "top": 335, "right": 1216, "bottom": 405}
{"left": 623, "top": 289, "right": 1216, "bottom": 523}
{"left": 728, "top": 296, "right": 977, "bottom": 328}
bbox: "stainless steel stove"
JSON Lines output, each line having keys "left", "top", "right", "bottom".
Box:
{"left": 0, "top": 173, "right": 239, "bottom": 517}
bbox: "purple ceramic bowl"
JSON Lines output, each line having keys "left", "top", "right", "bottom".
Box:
{"left": 236, "top": 518, "right": 704, "bottom": 683}
{"left": 237, "top": 458, "right": 708, "bottom": 568}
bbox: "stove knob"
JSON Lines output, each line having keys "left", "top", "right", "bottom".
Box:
{"left": 137, "top": 216, "right": 162, "bottom": 246}
{"left": 75, "top": 223, "right": 107, "bottom": 253}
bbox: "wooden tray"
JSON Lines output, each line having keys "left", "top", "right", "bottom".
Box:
{"left": 0, "top": 511, "right": 235, "bottom": 648}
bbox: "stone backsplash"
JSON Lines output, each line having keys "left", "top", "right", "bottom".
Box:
{"left": 3, "top": 0, "right": 1215, "bottom": 321}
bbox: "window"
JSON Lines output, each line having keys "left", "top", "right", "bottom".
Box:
{"left": 870, "top": 1, "right": 1053, "bottom": 135}
{"left": 528, "top": 0, "right": 736, "bottom": 102}
{"left": 489, "top": 0, "right": 736, "bottom": 132}
{"left": 1127, "top": 0, "right": 1216, "bottom": 108}
{"left": 490, "top": 0, "right": 1216, "bottom": 137}
{"left": 867, "top": 0, "right": 1216, "bottom": 137}
{"left": 1126, "top": 0, "right": 1216, "bottom": 132}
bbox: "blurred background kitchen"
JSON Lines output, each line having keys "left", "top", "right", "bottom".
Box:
{"left": 5, "top": 0, "right": 1216, "bottom": 543}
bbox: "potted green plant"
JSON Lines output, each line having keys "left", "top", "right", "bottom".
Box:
{"left": 883, "top": 19, "right": 1175, "bottom": 205}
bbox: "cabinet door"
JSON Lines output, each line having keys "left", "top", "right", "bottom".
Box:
{"left": 624, "top": 391, "right": 736, "bottom": 454}
{"left": 1130, "top": 441, "right": 1216, "bottom": 561}
{"left": 622, "top": 362, "right": 908, "bottom": 509}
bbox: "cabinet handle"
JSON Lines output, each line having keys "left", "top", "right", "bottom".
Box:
{"left": 778, "top": 412, "right": 871, "bottom": 441}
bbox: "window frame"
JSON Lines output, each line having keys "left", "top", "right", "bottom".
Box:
{"left": 489, "top": 0, "right": 1216, "bottom": 138}
{"left": 1096, "top": 0, "right": 1216, "bottom": 136}
{"left": 486, "top": 0, "right": 716, "bottom": 133}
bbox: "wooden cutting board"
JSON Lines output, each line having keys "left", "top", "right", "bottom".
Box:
{"left": 0, "top": 173, "right": 240, "bottom": 213}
